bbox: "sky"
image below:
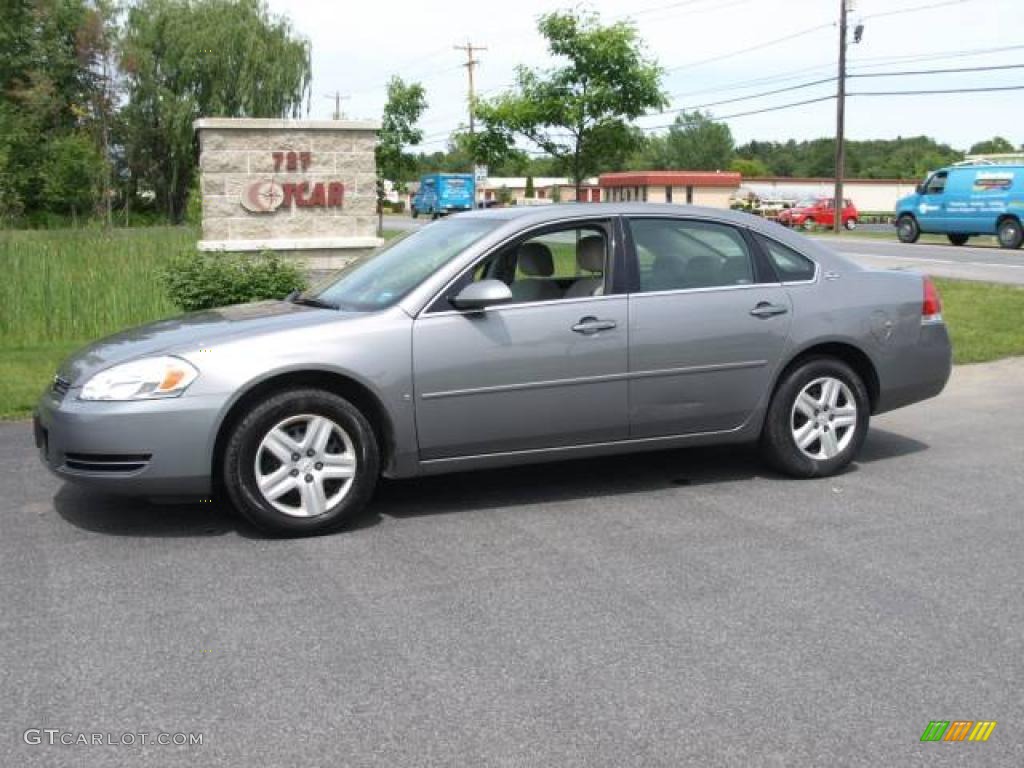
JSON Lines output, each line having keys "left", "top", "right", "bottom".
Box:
{"left": 265, "top": 0, "right": 1024, "bottom": 154}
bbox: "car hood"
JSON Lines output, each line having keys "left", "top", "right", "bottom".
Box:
{"left": 57, "top": 300, "right": 354, "bottom": 385}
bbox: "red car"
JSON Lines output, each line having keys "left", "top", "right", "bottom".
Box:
{"left": 777, "top": 197, "right": 859, "bottom": 230}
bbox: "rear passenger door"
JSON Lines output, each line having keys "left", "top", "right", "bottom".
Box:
{"left": 625, "top": 217, "right": 793, "bottom": 438}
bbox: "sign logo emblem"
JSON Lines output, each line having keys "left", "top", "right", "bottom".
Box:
{"left": 241, "top": 180, "right": 285, "bottom": 213}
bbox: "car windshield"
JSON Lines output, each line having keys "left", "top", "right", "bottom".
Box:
{"left": 795, "top": 198, "right": 819, "bottom": 208}
{"left": 303, "top": 218, "right": 500, "bottom": 311}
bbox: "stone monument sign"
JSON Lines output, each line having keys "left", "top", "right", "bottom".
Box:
{"left": 194, "top": 118, "right": 383, "bottom": 268}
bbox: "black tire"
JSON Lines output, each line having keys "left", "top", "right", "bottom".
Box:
{"left": 896, "top": 215, "right": 920, "bottom": 244}
{"left": 222, "top": 388, "right": 379, "bottom": 535}
{"left": 411, "top": 208, "right": 419, "bottom": 219}
{"left": 802, "top": 218, "right": 816, "bottom": 231}
{"left": 997, "top": 217, "right": 1023, "bottom": 249}
{"left": 431, "top": 211, "right": 440, "bottom": 220}
{"left": 760, "top": 357, "right": 870, "bottom": 478}
{"left": 947, "top": 233, "right": 969, "bottom": 246}
{"left": 844, "top": 218, "right": 858, "bottom": 231}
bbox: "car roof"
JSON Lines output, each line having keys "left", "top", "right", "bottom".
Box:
{"left": 455, "top": 202, "right": 759, "bottom": 226}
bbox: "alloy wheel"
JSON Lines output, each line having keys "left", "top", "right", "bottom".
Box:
{"left": 790, "top": 377, "right": 858, "bottom": 461}
{"left": 254, "top": 413, "right": 357, "bottom": 517}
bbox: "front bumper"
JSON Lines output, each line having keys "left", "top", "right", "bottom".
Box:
{"left": 34, "top": 387, "right": 225, "bottom": 497}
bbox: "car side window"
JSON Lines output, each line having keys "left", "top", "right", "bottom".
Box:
{"left": 924, "top": 171, "right": 947, "bottom": 195}
{"left": 754, "top": 234, "right": 816, "bottom": 282}
{"left": 629, "top": 218, "right": 756, "bottom": 293}
{"left": 471, "top": 224, "right": 608, "bottom": 304}
{"left": 427, "top": 222, "right": 610, "bottom": 312}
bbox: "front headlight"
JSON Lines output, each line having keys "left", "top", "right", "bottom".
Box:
{"left": 79, "top": 356, "right": 199, "bottom": 401}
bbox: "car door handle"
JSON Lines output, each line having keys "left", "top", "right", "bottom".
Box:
{"left": 572, "top": 317, "right": 617, "bottom": 334}
{"left": 749, "top": 302, "right": 789, "bottom": 318}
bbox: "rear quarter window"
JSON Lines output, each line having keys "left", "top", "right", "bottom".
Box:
{"left": 755, "top": 234, "right": 817, "bottom": 282}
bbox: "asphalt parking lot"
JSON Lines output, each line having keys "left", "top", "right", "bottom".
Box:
{"left": 2, "top": 358, "right": 1022, "bottom": 767}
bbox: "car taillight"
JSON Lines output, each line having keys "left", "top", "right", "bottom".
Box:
{"left": 922, "top": 277, "right": 942, "bottom": 323}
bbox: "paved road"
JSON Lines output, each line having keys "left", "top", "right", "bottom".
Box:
{"left": 3, "top": 359, "right": 1022, "bottom": 767}
{"left": 814, "top": 236, "right": 1024, "bottom": 285}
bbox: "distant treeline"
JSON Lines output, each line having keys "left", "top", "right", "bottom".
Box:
{"left": 414, "top": 111, "right": 1020, "bottom": 181}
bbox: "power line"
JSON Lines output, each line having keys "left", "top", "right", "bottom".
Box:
{"left": 665, "top": 22, "right": 834, "bottom": 72}
{"left": 850, "top": 43, "right": 1024, "bottom": 70}
{"left": 660, "top": 76, "right": 836, "bottom": 115}
{"left": 848, "top": 84, "right": 1024, "bottom": 96}
{"left": 861, "top": 0, "right": 982, "bottom": 21}
{"left": 850, "top": 62, "right": 1024, "bottom": 78}
{"left": 641, "top": 95, "right": 837, "bottom": 130}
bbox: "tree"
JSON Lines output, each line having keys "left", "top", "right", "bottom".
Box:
{"left": 668, "top": 111, "right": 733, "bottom": 169}
{"left": 969, "top": 136, "right": 1016, "bottom": 155}
{"left": 120, "top": 0, "right": 311, "bottom": 222}
{"left": 41, "top": 131, "right": 106, "bottom": 221}
{"left": 524, "top": 175, "right": 535, "bottom": 198}
{"left": 730, "top": 157, "right": 769, "bottom": 178}
{"left": 475, "top": 10, "right": 665, "bottom": 199}
{"left": 375, "top": 76, "right": 426, "bottom": 234}
{"left": 0, "top": 0, "right": 105, "bottom": 219}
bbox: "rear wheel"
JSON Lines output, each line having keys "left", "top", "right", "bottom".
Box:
{"left": 947, "top": 233, "right": 969, "bottom": 246}
{"left": 997, "top": 217, "right": 1023, "bottom": 249}
{"left": 760, "top": 358, "right": 870, "bottom": 478}
{"left": 844, "top": 217, "right": 857, "bottom": 231}
{"left": 223, "top": 388, "right": 379, "bottom": 535}
{"left": 896, "top": 215, "right": 920, "bottom": 244}
{"left": 411, "top": 208, "right": 419, "bottom": 219}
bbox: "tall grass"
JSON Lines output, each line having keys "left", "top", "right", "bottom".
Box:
{"left": 0, "top": 227, "right": 190, "bottom": 346}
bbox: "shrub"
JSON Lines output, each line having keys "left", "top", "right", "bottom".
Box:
{"left": 161, "top": 250, "right": 307, "bottom": 312}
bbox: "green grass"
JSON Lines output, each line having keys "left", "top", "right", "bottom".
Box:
{"left": 0, "top": 226, "right": 191, "bottom": 419}
{"left": 0, "top": 227, "right": 1022, "bottom": 420}
{"left": 933, "top": 278, "right": 1024, "bottom": 364}
{"left": 0, "top": 226, "right": 188, "bottom": 345}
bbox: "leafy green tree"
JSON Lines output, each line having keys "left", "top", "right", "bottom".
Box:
{"left": 120, "top": 0, "right": 311, "bottom": 222}
{"left": 0, "top": 0, "right": 105, "bottom": 219}
{"left": 730, "top": 157, "right": 769, "bottom": 178}
{"left": 524, "top": 175, "right": 535, "bottom": 198}
{"left": 375, "top": 76, "right": 427, "bottom": 232}
{"left": 968, "top": 136, "right": 1016, "bottom": 155}
{"left": 41, "top": 132, "right": 106, "bottom": 221}
{"left": 653, "top": 111, "right": 734, "bottom": 170}
{"left": 475, "top": 10, "right": 665, "bottom": 198}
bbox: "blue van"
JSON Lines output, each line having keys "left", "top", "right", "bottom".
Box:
{"left": 411, "top": 173, "right": 476, "bottom": 218}
{"left": 895, "top": 161, "right": 1024, "bottom": 248}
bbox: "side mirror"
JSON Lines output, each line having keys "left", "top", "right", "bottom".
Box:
{"left": 451, "top": 279, "right": 514, "bottom": 311}
{"left": 915, "top": 183, "right": 924, "bottom": 195}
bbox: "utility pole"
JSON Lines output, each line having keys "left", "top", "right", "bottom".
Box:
{"left": 324, "top": 91, "right": 349, "bottom": 120}
{"left": 833, "top": 0, "right": 848, "bottom": 234}
{"left": 454, "top": 41, "right": 487, "bottom": 136}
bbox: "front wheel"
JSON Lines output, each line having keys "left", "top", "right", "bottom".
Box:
{"left": 896, "top": 215, "right": 920, "bottom": 244}
{"left": 222, "top": 388, "right": 380, "bottom": 535}
{"left": 844, "top": 218, "right": 858, "bottom": 231}
{"left": 948, "top": 233, "right": 969, "bottom": 246}
{"left": 802, "top": 218, "right": 816, "bottom": 231}
{"left": 760, "top": 358, "right": 870, "bottom": 478}
{"left": 997, "top": 217, "right": 1023, "bottom": 249}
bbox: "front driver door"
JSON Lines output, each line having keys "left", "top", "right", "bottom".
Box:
{"left": 625, "top": 216, "right": 793, "bottom": 438}
{"left": 412, "top": 219, "right": 629, "bottom": 460}
{"left": 917, "top": 170, "right": 949, "bottom": 232}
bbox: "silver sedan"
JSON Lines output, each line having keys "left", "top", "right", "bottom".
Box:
{"left": 35, "top": 204, "right": 952, "bottom": 534}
